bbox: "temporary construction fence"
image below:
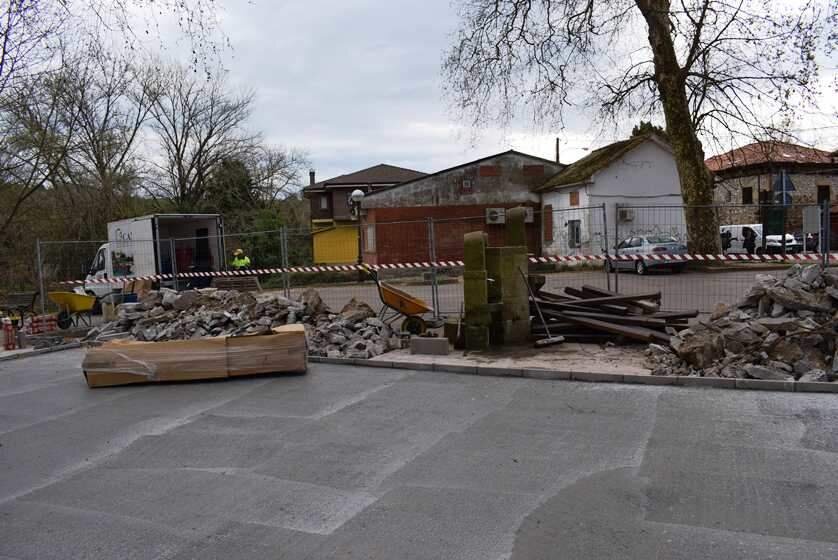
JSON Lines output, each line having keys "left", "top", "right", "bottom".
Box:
{"left": 33, "top": 202, "right": 836, "bottom": 319}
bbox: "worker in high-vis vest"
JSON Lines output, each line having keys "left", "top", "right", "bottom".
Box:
{"left": 231, "top": 248, "right": 251, "bottom": 270}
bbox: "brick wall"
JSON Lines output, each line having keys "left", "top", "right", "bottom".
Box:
{"left": 362, "top": 205, "right": 541, "bottom": 264}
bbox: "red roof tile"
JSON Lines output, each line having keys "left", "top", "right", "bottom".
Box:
{"left": 706, "top": 141, "right": 835, "bottom": 172}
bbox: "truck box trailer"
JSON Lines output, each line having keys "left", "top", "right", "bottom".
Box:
{"left": 84, "top": 214, "right": 225, "bottom": 297}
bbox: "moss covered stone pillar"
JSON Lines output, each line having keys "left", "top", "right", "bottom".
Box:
{"left": 463, "top": 231, "right": 490, "bottom": 351}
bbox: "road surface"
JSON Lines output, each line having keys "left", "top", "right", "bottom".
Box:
{"left": 1, "top": 350, "right": 837, "bottom": 559}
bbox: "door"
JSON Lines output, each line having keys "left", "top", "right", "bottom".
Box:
{"left": 195, "top": 227, "right": 211, "bottom": 270}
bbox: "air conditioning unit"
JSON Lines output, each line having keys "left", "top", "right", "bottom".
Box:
{"left": 486, "top": 208, "right": 505, "bottom": 224}
{"left": 618, "top": 208, "right": 635, "bottom": 223}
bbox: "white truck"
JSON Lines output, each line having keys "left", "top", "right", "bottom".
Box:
{"left": 84, "top": 214, "right": 226, "bottom": 298}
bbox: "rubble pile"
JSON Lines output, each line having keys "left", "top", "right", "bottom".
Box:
{"left": 647, "top": 264, "right": 837, "bottom": 383}
{"left": 86, "top": 287, "right": 399, "bottom": 359}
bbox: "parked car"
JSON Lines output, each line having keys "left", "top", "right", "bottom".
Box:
{"left": 720, "top": 224, "right": 802, "bottom": 255}
{"left": 608, "top": 235, "right": 688, "bottom": 275}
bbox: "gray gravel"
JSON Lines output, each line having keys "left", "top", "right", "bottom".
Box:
{"left": 1, "top": 350, "right": 837, "bottom": 559}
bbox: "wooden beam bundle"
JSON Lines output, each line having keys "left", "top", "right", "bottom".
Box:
{"left": 529, "top": 285, "right": 695, "bottom": 345}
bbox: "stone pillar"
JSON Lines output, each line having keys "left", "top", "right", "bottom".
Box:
{"left": 498, "top": 207, "right": 530, "bottom": 344}
{"left": 462, "top": 231, "right": 490, "bottom": 351}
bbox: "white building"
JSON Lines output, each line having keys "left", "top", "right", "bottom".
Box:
{"left": 538, "top": 133, "right": 685, "bottom": 256}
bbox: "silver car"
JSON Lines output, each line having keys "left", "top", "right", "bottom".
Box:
{"left": 608, "top": 235, "right": 688, "bottom": 275}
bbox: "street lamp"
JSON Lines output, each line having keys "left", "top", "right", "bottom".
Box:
{"left": 349, "top": 189, "right": 365, "bottom": 270}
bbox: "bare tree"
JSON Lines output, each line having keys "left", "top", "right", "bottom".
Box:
{"left": 0, "top": 1, "right": 226, "bottom": 91}
{"left": 0, "top": 1, "right": 67, "bottom": 98}
{"left": 443, "top": 0, "right": 837, "bottom": 252}
{"left": 147, "top": 65, "right": 256, "bottom": 210}
{"left": 0, "top": 69, "right": 78, "bottom": 238}
{"left": 59, "top": 46, "right": 158, "bottom": 222}
{"left": 244, "top": 145, "right": 309, "bottom": 206}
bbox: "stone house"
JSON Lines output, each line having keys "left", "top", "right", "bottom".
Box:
{"left": 360, "top": 150, "right": 564, "bottom": 264}
{"left": 708, "top": 141, "right": 838, "bottom": 231}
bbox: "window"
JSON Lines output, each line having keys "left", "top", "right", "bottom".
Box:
{"left": 461, "top": 179, "right": 473, "bottom": 194}
{"left": 630, "top": 237, "right": 643, "bottom": 248}
{"left": 365, "top": 225, "right": 376, "bottom": 252}
{"left": 92, "top": 248, "right": 106, "bottom": 274}
{"left": 568, "top": 220, "right": 582, "bottom": 248}
{"left": 569, "top": 191, "right": 580, "bottom": 207}
{"left": 320, "top": 195, "right": 328, "bottom": 210}
{"left": 742, "top": 187, "right": 753, "bottom": 205}
{"left": 818, "top": 185, "right": 831, "bottom": 204}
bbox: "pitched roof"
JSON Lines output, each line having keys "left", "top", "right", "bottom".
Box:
{"left": 706, "top": 141, "right": 835, "bottom": 172}
{"left": 305, "top": 164, "right": 426, "bottom": 191}
{"left": 363, "top": 149, "right": 563, "bottom": 200}
{"left": 537, "top": 134, "right": 661, "bottom": 191}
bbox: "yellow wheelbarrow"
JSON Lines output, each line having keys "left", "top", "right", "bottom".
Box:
{"left": 48, "top": 291, "right": 97, "bottom": 329}
{"left": 367, "top": 269, "right": 444, "bottom": 335}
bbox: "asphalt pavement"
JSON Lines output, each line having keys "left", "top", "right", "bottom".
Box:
{"left": 1, "top": 350, "right": 838, "bottom": 559}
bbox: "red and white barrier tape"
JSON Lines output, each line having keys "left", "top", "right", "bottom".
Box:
{"left": 59, "top": 252, "right": 835, "bottom": 286}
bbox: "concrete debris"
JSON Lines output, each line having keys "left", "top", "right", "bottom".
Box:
{"left": 85, "top": 288, "right": 395, "bottom": 360}
{"left": 646, "top": 264, "right": 836, "bottom": 383}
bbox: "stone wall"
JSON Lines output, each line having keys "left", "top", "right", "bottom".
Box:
{"left": 713, "top": 171, "right": 838, "bottom": 230}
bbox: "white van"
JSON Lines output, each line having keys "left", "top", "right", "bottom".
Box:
{"left": 720, "top": 224, "right": 801, "bottom": 255}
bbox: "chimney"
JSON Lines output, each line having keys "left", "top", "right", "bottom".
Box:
{"left": 555, "top": 138, "right": 561, "bottom": 164}
{"left": 309, "top": 169, "right": 315, "bottom": 186}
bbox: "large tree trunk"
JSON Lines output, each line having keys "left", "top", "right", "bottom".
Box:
{"left": 636, "top": 0, "right": 720, "bottom": 254}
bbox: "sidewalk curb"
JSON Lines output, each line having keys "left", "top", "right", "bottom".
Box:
{"left": 307, "top": 355, "right": 838, "bottom": 393}
{"left": 0, "top": 342, "right": 82, "bottom": 363}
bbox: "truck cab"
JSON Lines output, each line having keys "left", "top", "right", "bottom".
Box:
{"left": 85, "top": 244, "right": 114, "bottom": 299}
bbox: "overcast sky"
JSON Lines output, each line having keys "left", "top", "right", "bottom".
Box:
{"left": 148, "top": 0, "right": 838, "bottom": 183}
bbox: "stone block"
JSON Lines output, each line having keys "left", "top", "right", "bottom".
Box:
{"left": 794, "top": 381, "right": 838, "bottom": 393}
{"left": 622, "top": 373, "right": 678, "bottom": 386}
{"left": 676, "top": 376, "right": 736, "bottom": 389}
{"left": 502, "top": 319, "right": 530, "bottom": 345}
{"left": 571, "top": 371, "right": 624, "bottom": 383}
{"left": 464, "top": 325, "right": 489, "bottom": 351}
{"left": 520, "top": 368, "right": 572, "bottom": 380}
{"left": 410, "top": 336, "right": 450, "bottom": 356}
{"left": 463, "top": 231, "right": 488, "bottom": 270}
{"left": 735, "top": 379, "right": 795, "bottom": 392}
{"left": 477, "top": 365, "right": 522, "bottom": 377}
{"left": 437, "top": 363, "right": 478, "bottom": 374}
